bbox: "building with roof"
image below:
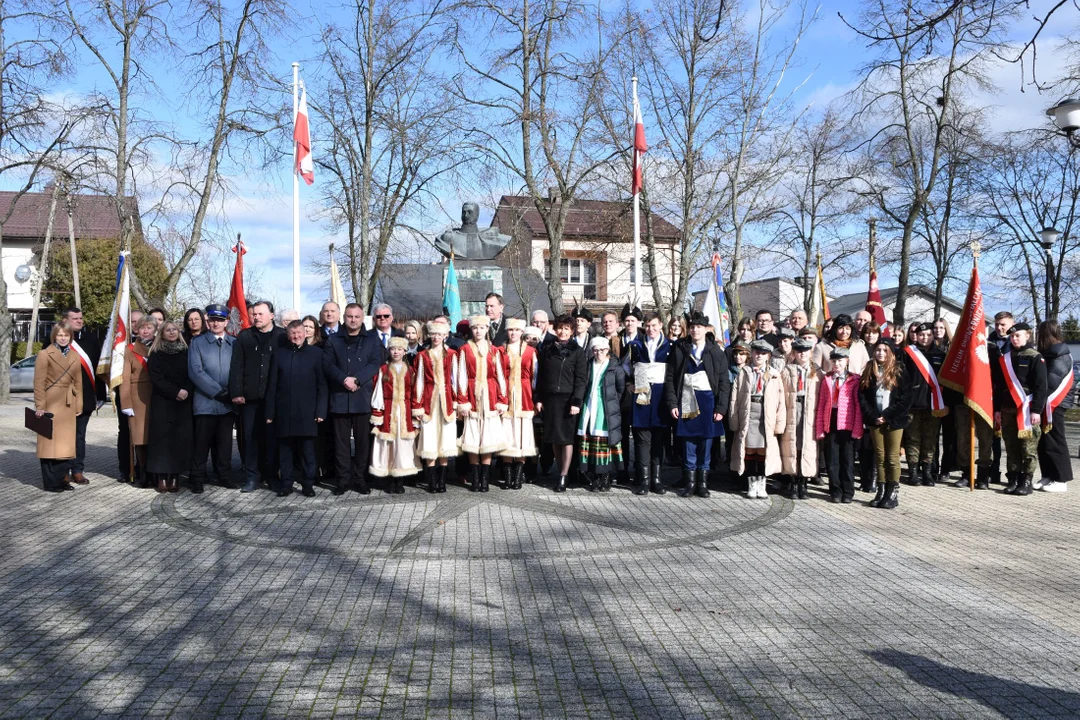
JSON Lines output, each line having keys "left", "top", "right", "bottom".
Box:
{"left": 693, "top": 276, "right": 832, "bottom": 325}
{"left": 2, "top": 188, "right": 139, "bottom": 341}
{"left": 828, "top": 284, "right": 968, "bottom": 331}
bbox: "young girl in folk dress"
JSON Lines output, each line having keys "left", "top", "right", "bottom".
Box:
{"left": 456, "top": 315, "right": 508, "bottom": 492}
{"left": 413, "top": 320, "right": 458, "bottom": 494}
{"left": 370, "top": 337, "right": 420, "bottom": 493}
{"left": 730, "top": 340, "right": 787, "bottom": 500}
{"left": 576, "top": 337, "right": 626, "bottom": 492}
{"left": 498, "top": 319, "right": 538, "bottom": 489}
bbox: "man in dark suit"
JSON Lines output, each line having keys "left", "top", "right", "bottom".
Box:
{"left": 369, "top": 303, "right": 404, "bottom": 358}
{"left": 485, "top": 292, "right": 510, "bottom": 346}
{"left": 323, "top": 302, "right": 384, "bottom": 495}
{"left": 60, "top": 307, "right": 104, "bottom": 485}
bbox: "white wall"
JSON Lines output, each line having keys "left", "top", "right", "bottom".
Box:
{"left": 530, "top": 238, "right": 678, "bottom": 308}
{"left": 887, "top": 295, "right": 961, "bottom": 331}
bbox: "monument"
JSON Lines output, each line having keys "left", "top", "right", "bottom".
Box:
{"left": 434, "top": 202, "right": 512, "bottom": 260}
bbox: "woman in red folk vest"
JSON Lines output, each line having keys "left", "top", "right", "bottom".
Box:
{"left": 413, "top": 320, "right": 459, "bottom": 493}
{"left": 498, "top": 319, "right": 538, "bottom": 489}
{"left": 456, "top": 315, "right": 508, "bottom": 492}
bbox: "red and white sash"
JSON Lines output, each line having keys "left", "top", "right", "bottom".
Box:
{"left": 905, "top": 346, "right": 945, "bottom": 416}
{"left": 1044, "top": 372, "right": 1073, "bottom": 431}
{"left": 999, "top": 353, "right": 1033, "bottom": 437}
{"left": 70, "top": 340, "right": 96, "bottom": 391}
{"left": 129, "top": 345, "right": 149, "bottom": 370}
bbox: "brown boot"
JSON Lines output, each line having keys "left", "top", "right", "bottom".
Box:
{"left": 168, "top": 475, "right": 179, "bottom": 493}
{"left": 71, "top": 472, "right": 89, "bottom": 485}
{"left": 156, "top": 475, "right": 167, "bottom": 493}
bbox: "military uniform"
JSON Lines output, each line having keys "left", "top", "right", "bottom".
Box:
{"left": 993, "top": 338, "right": 1047, "bottom": 494}
{"left": 901, "top": 341, "right": 948, "bottom": 486}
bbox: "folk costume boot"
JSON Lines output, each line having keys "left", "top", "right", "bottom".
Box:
{"left": 868, "top": 483, "right": 887, "bottom": 508}
{"left": 694, "top": 468, "right": 710, "bottom": 498}
{"left": 880, "top": 482, "right": 900, "bottom": 509}
{"left": 511, "top": 463, "right": 523, "bottom": 490}
{"left": 469, "top": 464, "right": 480, "bottom": 492}
{"left": 920, "top": 463, "right": 936, "bottom": 487}
{"left": 797, "top": 477, "right": 809, "bottom": 500}
{"left": 784, "top": 476, "right": 797, "bottom": 500}
{"left": 757, "top": 477, "right": 769, "bottom": 500}
{"left": 437, "top": 465, "right": 448, "bottom": 493}
{"left": 678, "top": 468, "right": 695, "bottom": 498}
{"left": 425, "top": 465, "right": 437, "bottom": 494}
{"left": 975, "top": 467, "right": 990, "bottom": 490}
{"left": 649, "top": 461, "right": 666, "bottom": 495}
{"left": 502, "top": 463, "right": 512, "bottom": 490}
{"left": 478, "top": 465, "right": 490, "bottom": 493}
{"left": 633, "top": 466, "right": 649, "bottom": 496}
{"left": 746, "top": 475, "right": 757, "bottom": 499}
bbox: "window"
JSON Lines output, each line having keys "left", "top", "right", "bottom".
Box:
{"left": 630, "top": 260, "right": 650, "bottom": 284}
{"left": 559, "top": 258, "right": 597, "bottom": 299}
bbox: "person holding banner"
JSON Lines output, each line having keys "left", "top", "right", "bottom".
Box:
{"left": 993, "top": 323, "right": 1047, "bottom": 497}
{"left": 60, "top": 308, "right": 104, "bottom": 485}
{"left": 34, "top": 323, "right": 83, "bottom": 493}
{"left": 901, "top": 323, "right": 948, "bottom": 487}
{"left": 1035, "top": 320, "right": 1072, "bottom": 493}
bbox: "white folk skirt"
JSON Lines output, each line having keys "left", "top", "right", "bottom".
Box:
{"left": 499, "top": 416, "right": 537, "bottom": 458}
{"left": 417, "top": 414, "right": 459, "bottom": 460}
{"left": 370, "top": 434, "right": 420, "bottom": 477}
{"left": 460, "top": 413, "right": 506, "bottom": 455}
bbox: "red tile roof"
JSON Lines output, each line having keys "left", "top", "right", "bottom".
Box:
{"left": 0, "top": 190, "right": 140, "bottom": 241}
{"left": 494, "top": 195, "right": 681, "bottom": 240}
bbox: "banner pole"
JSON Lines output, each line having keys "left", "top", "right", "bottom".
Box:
{"left": 969, "top": 411, "right": 975, "bottom": 492}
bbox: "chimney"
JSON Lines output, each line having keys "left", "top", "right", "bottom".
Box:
{"left": 547, "top": 186, "right": 561, "bottom": 203}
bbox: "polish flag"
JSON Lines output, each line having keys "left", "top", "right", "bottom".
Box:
{"left": 631, "top": 87, "right": 647, "bottom": 195}
{"left": 294, "top": 86, "right": 314, "bottom": 185}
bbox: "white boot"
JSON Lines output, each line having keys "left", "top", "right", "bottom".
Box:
{"left": 747, "top": 476, "right": 757, "bottom": 498}
{"left": 757, "top": 477, "right": 769, "bottom": 499}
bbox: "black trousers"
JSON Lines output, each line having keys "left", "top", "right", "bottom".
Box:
{"left": 240, "top": 400, "right": 275, "bottom": 486}
{"left": 827, "top": 430, "right": 856, "bottom": 500}
{"left": 115, "top": 389, "right": 132, "bottom": 478}
{"left": 41, "top": 459, "right": 68, "bottom": 490}
{"left": 279, "top": 436, "right": 316, "bottom": 489}
{"left": 1038, "top": 406, "right": 1073, "bottom": 483}
{"left": 633, "top": 426, "right": 667, "bottom": 471}
{"left": 332, "top": 413, "right": 372, "bottom": 490}
{"left": 192, "top": 414, "right": 235, "bottom": 486}
{"left": 68, "top": 412, "right": 91, "bottom": 474}
{"left": 316, "top": 419, "right": 336, "bottom": 481}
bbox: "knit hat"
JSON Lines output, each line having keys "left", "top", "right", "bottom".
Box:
{"left": 589, "top": 337, "right": 610, "bottom": 352}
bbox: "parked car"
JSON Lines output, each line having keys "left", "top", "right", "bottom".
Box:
{"left": 9, "top": 356, "right": 35, "bottom": 392}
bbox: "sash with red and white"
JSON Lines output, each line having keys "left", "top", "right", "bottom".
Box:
{"left": 999, "top": 353, "right": 1033, "bottom": 437}
{"left": 904, "top": 346, "right": 946, "bottom": 416}
{"left": 129, "top": 344, "right": 149, "bottom": 370}
{"left": 1043, "top": 371, "right": 1074, "bottom": 431}
{"left": 70, "top": 340, "right": 96, "bottom": 392}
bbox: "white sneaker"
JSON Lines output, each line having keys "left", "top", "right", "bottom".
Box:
{"left": 757, "top": 477, "right": 769, "bottom": 499}
{"left": 1032, "top": 477, "right": 1049, "bottom": 490}
{"left": 747, "top": 479, "right": 757, "bottom": 498}
{"left": 1041, "top": 481, "right": 1068, "bottom": 493}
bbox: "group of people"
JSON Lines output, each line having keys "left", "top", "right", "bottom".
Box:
{"left": 31, "top": 295, "right": 1074, "bottom": 509}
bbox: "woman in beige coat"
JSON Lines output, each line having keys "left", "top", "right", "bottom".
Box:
{"left": 34, "top": 323, "right": 84, "bottom": 492}
{"left": 812, "top": 314, "right": 869, "bottom": 375}
{"left": 120, "top": 318, "right": 157, "bottom": 487}
{"left": 729, "top": 340, "right": 787, "bottom": 500}
{"left": 780, "top": 338, "right": 821, "bottom": 500}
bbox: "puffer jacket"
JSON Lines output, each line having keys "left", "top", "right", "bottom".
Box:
{"left": 1042, "top": 342, "right": 1075, "bottom": 411}
{"left": 815, "top": 372, "right": 864, "bottom": 439}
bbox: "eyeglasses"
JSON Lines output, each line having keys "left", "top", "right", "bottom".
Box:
{"left": 374, "top": 314, "right": 391, "bottom": 319}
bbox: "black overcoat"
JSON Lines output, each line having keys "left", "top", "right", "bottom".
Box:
{"left": 322, "top": 330, "right": 384, "bottom": 415}
{"left": 266, "top": 343, "right": 328, "bottom": 437}
{"left": 147, "top": 347, "right": 194, "bottom": 474}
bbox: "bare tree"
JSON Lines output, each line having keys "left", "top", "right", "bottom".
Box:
{"left": 454, "top": 0, "right": 617, "bottom": 314}
{"left": 313, "top": 0, "right": 461, "bottom": 308}
{"left": 848, "top": 0, "right": 1008, "bottom": 328}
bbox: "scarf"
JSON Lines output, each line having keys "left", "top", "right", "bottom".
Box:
{"left": 155, "top": 339, "right": 186, "bottom": 355}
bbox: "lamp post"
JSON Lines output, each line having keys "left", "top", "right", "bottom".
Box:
{"left": 1039, "top": 226, "right": 1059, "bottom": 321}
{"left": 1046, "top": 98, "right": 1080, "bottom": 149}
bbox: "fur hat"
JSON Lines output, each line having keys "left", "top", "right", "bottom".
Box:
{"left": 523, "top": 326, "right": 542, "bottom": 339}
{"left": 426, "top": 320, "right": 450, "bottom": 335}
{"left": 620, "top": 303, "right": 643, "bottom": 322}
{"left": 506, "top": 318, "right": 527, "bottom": 331}
{"left": 589, "top": 337, "right": 610, "bottom": 352}
{"left": 686, "top": 311, "right": 710, "bottom": 328}
{"left": 469, "top": 315, "right": 490, "bottom": 328}
{"left": 388, "top": 336, "right": 408, "bottom": 350}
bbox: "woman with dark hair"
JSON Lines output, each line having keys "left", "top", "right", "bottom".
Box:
{"left": 902, "top": 321, "right": 920, "bottom": 348}
{"left": 182, "top": 308, "right": 206, "bottom": 345}
{"left": 301, "top": 314, "right": 325, "bottom": 346}
{"left": 859, "top": 339, "right": 912, "bottom": 508}
{"left": 812, "top": 313, "right": 869, "bottom": 375}
{"left": 147, "top": 321, "right": 194, "bottom": 492}
{"left": 1035, "top": 320, "right": 1073, "bottom": 493}
{"left": 536, "top": 314, "right": 587, "bottom": 492}
{"left": 860, "top": 322, "right": 881, "bottom": 347}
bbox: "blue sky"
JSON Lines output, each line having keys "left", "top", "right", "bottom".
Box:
{"left": 11, "top": 0, "right": 1078, "bottom": 316}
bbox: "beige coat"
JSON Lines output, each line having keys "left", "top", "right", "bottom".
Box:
{"left": 812, "top": 340, "right": 869, "bottom": 375}
{"left": 33, "top": 345, "right": 83, "bottom": 460}
{"left": 729, "top": 365, "right": 787, "bottom": 476}
{"left": 780, "top": 362, "right": 821, "bottom": 477}
{"left": 119, "top": 342, "right": 152, "bottom": 445}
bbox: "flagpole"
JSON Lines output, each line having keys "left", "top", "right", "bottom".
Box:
{"left": 632, "top": 76, "right": 641, "bottom": 302}
{"left": 970, "top": 240, "right": 980, "bottom": 492}
{"left": 292, "top": 61, "right": 301, "bottom": 311}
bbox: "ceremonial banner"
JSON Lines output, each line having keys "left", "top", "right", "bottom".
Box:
{"left": 294, "top": 85, "right": 314, "bottom": 185}
{"left": 939, "top": 266, "right": 992, "bottom": 425}
{"left": 865, "top": 269, "right": 890, "bottom": 337}
{"left": 95, "top": 253, "right": 126, "bottom": 378}
{"left": 227, "top": 239, "right": 251, "bottom": 330}
{"left": 443, "top": 256, "right": 462, "bottom": 327}
{"left": 102, "top": 253, "right": 131, "bottom": 394}
{"left": 702, "top": 253, "right": 731, "bottom": 345}
{"left": 329, "top": 244, "right": 347, "bottom": 309}
{"left": 631, "top": 84, "right": 647, "bottom": 196}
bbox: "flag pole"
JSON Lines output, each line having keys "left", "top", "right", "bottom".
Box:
{"left": 632, "top": 75, "right": 641, "bottom": 302}
{"left": 292, "top": 61, "right": 301, "bottom": 311}
{"left": 969, "top": 240, "right": 980, "bottom": 492}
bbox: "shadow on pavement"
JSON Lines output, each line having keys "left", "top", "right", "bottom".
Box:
{"left": 868, "top": 648, "right": 1080, "bottom": 718}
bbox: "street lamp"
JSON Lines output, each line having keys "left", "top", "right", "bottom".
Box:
{"left": 1046, "top": 98, "right": 1080, "bottom": 149}
{"left": 1039, "top": 226, "right": 1060, "bottom": 321}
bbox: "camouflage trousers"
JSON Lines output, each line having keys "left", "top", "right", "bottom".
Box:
{"left": 1000, "top": 410, "right": 1040, "bottom": 475}
{"left": 904, "top": 409, "right": 941, "bottom": 466}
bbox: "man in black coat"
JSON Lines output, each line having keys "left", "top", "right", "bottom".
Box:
{"left": 485, "top": 293, "right": 510, "bottom": 347}
{"left": 229, "top": 300, "right": 287, "bottom": 492}
{"left": 323, "top": 302, "right": 384, "bottom": 495}
{"left": 267, "top": 321, "right": 328, "bottom": 497}
{"left": 60, "top": 307, "right": 104, "bottom": 485}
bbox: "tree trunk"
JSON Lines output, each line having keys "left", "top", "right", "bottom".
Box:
{"left": 25, "top": 182, "right": 61, "bottom": 359}
{"left": 0, "top": 221, "right": 11, "bottom": 402}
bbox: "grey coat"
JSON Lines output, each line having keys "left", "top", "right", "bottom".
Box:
{"left": 188, "top": 332, "right": 235, "bottom": 416}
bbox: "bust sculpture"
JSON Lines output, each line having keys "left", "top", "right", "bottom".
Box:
{"left": 434, "top": 202, "right": 511, "bottom": 260}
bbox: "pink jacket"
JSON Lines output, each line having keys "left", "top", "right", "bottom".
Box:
{"left": 815, "top": 372, "right": 864, "bottom": 440}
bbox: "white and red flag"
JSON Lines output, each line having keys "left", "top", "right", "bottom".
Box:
{"left": 294, "top": 85, "right": 314, "bottom": 185}
{"left": 98, "top": 252, "right": 130, "bottom": 394}
{"left": 631, "top": 84, "right": 647, "bottom": 195}
{"left": 939, "top": 266, "right": 993, "bottom": 426}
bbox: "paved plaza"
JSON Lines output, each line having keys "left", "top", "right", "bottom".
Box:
{"left": 1, "top": 398, "right": 1079, "bottom": 718}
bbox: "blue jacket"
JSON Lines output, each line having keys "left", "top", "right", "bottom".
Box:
{"left": 188, "top": 332, "right": 236, "bottom": 416}
{"left": 323, "top": 330, "right": 384, "bottom": 415}
{"left": 266, "top": 343, "right": 328, "bottom": 437}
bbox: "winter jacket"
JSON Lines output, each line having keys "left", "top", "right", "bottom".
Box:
{"left": 858, "top": 364, "right": 913, "bottom": 431}
{"left": 266, "top": 342, "right": 328, "bottom": 437}
{"left": 579, "top": 360, "right": 627, "bottom": 447}
{"left": 322, "top": 329, "right": 384, "bottom": 415}
{"left": 779, "top": 362, "right": 821, "bottom": 477}
{"left": 146, "top": 346, "right": 194, "bottom": 474}
{"left": 1042, "top": 342, "right": 1074, "bottom": 411}
{"left": 188, "top": 332, "right": 236, "bottom": 415}
{"left": 993, "top": 343, "right": 1048, "bottom": 414}
{"left": 661, "top": 339, "right": 731, "bottom": 418}
{"left": 228, "top": 325, "right": 286, "bottom": 401}
{"left": 901, "top": 343, "right": 947, "bottom": 411}
{"left": 729, "top": 365, "right": 787, "bottom": 476}
{"left": 536, "top": 341, "right": 587, "bottom": 405}
{"left": 815, "top": 372, "right": 864, "bottom": 440}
